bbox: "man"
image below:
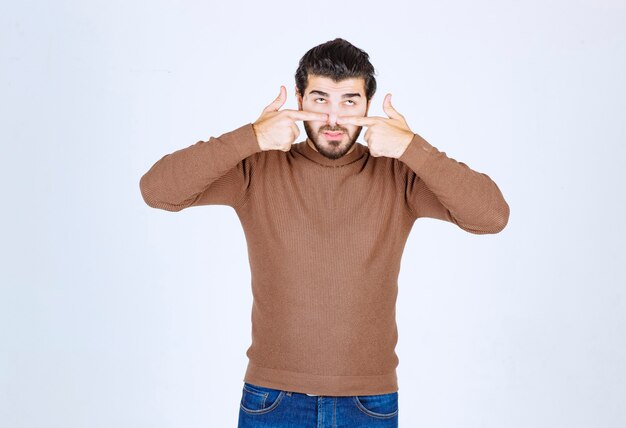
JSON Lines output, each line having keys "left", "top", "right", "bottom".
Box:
{"left": 139, "top": 38, "right": 509, "bottom": 427}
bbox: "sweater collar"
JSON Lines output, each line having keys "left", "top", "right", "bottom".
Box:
{"left": 295, "top": 138, "right": 366, "bottom": 167}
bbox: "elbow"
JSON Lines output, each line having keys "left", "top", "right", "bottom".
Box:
{"left": 456, "top": 200, "right": 510, "bottom": 235}
{"left": 483, "top": 181, "right": 510, "bottom": 234}
{"left": 485, "top": 200, "right": 510, "bottom": 234}
{"left": 139, "top": 173, "right": 157, "bottom": 208}
{"left": 495, "top": 199, "right": 510, "bottom": 233}
{"left": 139, "top": 174, "right": 183, "bottom": 212}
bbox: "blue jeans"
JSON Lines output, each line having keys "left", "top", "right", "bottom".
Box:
{"left": 238, "top": 381, "right": 399, "bottom": 427}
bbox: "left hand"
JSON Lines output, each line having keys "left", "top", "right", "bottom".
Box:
{"left": 336, "top": 93, "right": 415, "bottom": 158}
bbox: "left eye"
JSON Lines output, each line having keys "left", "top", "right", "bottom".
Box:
{"left": 314, "top": 98, "right": 355, "bottom": 106}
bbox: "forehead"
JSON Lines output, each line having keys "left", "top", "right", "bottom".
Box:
{"left": 304, "top": 75, "right": 365, "bottom": 96}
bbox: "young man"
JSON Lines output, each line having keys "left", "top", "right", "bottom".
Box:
{"left": 139, "top": 38, "right": 509, "bottom": 427}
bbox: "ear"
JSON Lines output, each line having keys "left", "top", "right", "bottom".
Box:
{"left": 295, "top": 86, "right": 303, "bottom": 110}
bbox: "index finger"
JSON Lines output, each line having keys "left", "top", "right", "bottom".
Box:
{"left": 285, "top": 110, "right": 329, "bottom": 122}
{"left": 336, "top": 116, "right": 378, "bottom": 126}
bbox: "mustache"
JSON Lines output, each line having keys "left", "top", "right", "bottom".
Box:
{"left": 320, "top": 127, "right": 347, "bottom": 133}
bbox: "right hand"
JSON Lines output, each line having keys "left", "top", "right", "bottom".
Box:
{"left": 252, "top": 85, "right": 329, "bottom": 151}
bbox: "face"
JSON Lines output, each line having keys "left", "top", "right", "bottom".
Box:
{"left": 296, "top": 75, "right": 370, "bottom": 160}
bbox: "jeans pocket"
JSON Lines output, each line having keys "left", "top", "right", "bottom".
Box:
{"left": 240, "top": 382, "right": 286, "bottom": 415}
{"left": 353, "top": 391, "right": 399, "bottom": 419}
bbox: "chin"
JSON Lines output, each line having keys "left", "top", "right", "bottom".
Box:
{"left": 318, "top": 139, "right": 354, "bottom": 159}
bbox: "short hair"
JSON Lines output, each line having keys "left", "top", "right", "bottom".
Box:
{"left": 295, "top": 38, "right": 377, "bottom": 102}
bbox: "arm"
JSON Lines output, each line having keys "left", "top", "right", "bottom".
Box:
{"left": 139, "top": 122, "right": 263, "bottom": 211}
{"left": 397, "top": 133, "right": 510, "bottom": 235}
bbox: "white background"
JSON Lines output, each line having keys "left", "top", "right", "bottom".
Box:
{"left": 1, "top": 0, "right": 625, "bottom": 427}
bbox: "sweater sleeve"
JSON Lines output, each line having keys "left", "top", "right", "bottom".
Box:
{"left": 397, "top": 133, "right": 510, "bottom": 235}
{"left": 139, "top": 122, "right": 263, "bottom": 211}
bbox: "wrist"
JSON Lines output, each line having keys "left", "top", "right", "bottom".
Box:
{"left": 251, "top": 123, "right": 267, "bottom": 151}
{"left": 396, "top": 132, "right": 415, "bottom": 158}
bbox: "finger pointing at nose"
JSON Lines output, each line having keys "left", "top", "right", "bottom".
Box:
{"left": 336, "top": 116, "right": 377, "bottom": 126}
{"left": 287, "top": 110, "right": 329, "bottom": 122}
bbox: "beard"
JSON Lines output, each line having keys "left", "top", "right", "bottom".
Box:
{"left": 303, "top": 121, "right": 363, "bottom": 160}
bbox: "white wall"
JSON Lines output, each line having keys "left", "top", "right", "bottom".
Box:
{"left": 1, "top": 0, "right": 624, "bottom": 427}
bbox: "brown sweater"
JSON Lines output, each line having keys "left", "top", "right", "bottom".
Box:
{"left": 139, "top": 122, "right": 510, "bottom": 396}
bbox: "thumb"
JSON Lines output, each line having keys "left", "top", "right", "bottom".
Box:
{"left": 264, "top": 85, "right": 287, "bottom": 113}
{"left": 383, "top": 93, "right": 402, "bottom": 120}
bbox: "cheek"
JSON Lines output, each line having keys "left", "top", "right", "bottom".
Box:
{"left": 342, "top": 124, "right": 359, "bottom": 134}
{"left": 305, "top": 102, "right": 326, "bottom": 113}
{"left": 304, "top": 121, "right": 326, "bottom": 135}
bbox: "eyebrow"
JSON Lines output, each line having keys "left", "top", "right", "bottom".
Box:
{"left": 308, "top": 90, "right": 362, "bottom": 99}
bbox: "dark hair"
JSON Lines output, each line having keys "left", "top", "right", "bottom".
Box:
{"left": 295, "top": 38, "right": 377, "bottom": 102}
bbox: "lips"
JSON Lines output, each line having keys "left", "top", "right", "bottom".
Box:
{"left": 323, "top": 131, "right": 344, "bottom": 140}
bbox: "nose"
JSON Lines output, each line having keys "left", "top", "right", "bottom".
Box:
{"left": 325, "top": 105, "right": 340, "bottom": 127}
{"left": 327, "top": 112, "right": 338, "bottom": 126}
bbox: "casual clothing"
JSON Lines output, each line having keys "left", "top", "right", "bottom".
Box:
{"left": 238, "top": 381, "right": 399, "bottom": 427}
{"left": 139, "top": 122, "right": 509, "bottom": 396}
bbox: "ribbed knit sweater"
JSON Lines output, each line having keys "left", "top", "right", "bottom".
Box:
{"left": 139, "top": 122, "right": 510, "bottom": 396}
